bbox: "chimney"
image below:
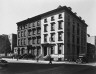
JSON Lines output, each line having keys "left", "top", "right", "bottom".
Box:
{"left": 57, "top": 5, "right": 62, "bottom": 9}
{"left": 68, "top": 7, "right": 72, "bottom": 11}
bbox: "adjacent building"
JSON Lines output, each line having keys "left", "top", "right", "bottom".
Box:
{"left": 87, "top": 36, "right": 96, "bottom": 61}
{"left": 8, "top": 34, "right": 17, "bottom": 53}
{"left": 14, "top": 17, "right": 41, "bottom": 57}
{"left": 15, "top": 6, "right": 87, "bottom": 61}
{"left": 0, "top": 34, "right": 11, "bottom": 56}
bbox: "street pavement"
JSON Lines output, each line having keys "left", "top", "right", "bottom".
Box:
{"left": 2, "top": 58, "right": 96, "bottom": 66}
{"left": 0, "top": 58, "right": 96, "bottom": 74}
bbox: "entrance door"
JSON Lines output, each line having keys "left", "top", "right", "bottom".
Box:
{"left": 44, "top": 47, "right": 47, "bottom": 56}
{"left": 18, "top": 48, "right": 20, "bottom": 55}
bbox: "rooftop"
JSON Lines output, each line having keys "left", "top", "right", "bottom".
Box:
{"left": 17, "top": 5, "right": 87, "bottom": 26}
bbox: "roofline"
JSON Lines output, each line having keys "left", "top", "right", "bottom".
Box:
{"left": 17, "top": 6, "right": 88, "bottom": 26}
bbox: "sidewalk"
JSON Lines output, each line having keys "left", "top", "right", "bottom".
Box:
{"left": 2, "top": 58, "right": 96, "bottom": 66}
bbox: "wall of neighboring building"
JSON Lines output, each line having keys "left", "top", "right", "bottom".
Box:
{"left": 17, "top": 19, "right": 41, "bottom": 56}
{"left": 8, "top": 34, "right": 17, "bottom": 53}
{"left": 87, "top": 36, "right": 95, "bottom": 45}
{"left": 64, "top": 11, "right": 87, "bottom": 61}
{"left": 87, "top": 36, "right": 96, "bottom": 62}
{"left": 0, "top": 35, "right": 11, "bottom": 55}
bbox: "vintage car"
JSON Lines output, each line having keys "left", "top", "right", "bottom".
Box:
{"left": 76, "top": 54, "right": 88, "bottom": 64}
{"left": 0, "top": 59, "right": 8, "bottom": 66}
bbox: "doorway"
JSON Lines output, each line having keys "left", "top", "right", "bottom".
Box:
{"left": 44, "top": 47, "right": 47, "bottom": 56}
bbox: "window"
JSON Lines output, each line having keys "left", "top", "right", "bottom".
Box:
{"left": 51, "top": 46, "right": 54, "bottom": 54}
{"left": 51, "top": 22, "right": 55, "bottom": 31}
{"left": 21, "top": 31, "right": 23, "bottom": 37}
{"left": 37, "top": 38, "right": 40, "bottom": 44}
{"left": 18, "top": 32, "right": 20, "bottom": 38}
{"left": 21, "top": 39, "right": 23, "bottom": 46}
{"left": 44, "top": 34, "right": 48, "bottom": 42}
{"left": 32, "top": 37, "right": 36, "bottom": 44}
{"left": 58, "top": 21, "right": 63, "bottom": 29}
{"left": 21, "top": 26, "right": 22, "bottom": 30}
{"left": 50, "top": 33, "right": 55, "bottom": 42}
{"left": 28, "top": 23, "right": 31, "bottom": 28}
{"left": 18, "top": 39, "right": 20, "bottom": 46}
{"left": 28, "top": 30, "right": 31, "bottom": 36}
{"left": 37, "top": 21, "right": 40, "bottom": 26}
{"left": 67, "top": 32, "right": 70, "bottom": 42}
{"left": 51, "top": 16, "right": 54, "bottom": 21}
{"left": 77, "top": 46, "right": 80, "bottom": 56}
{"left": 32, "top": 29, "right": 36, "bottom": 35}
{"left": 58, "top": 14, "right": 62, "bottom": 19}
{"left": 77, "top": 23, "right": 80, "bottom": 35}
{"left": 72, "top": 35, "right": 75, "bottom": 43}
{"left": 58, "top": 44, "right": 63, "bottom": 54}
{"left": 72, "top": 25, "right": 75, "bottom": 33}
{"left": 67, "top": 44, "right": 70, "bottom": 52}
{"left": 37, "top": 47, "right": 40, "bottom": 56}
{"left": 32, "top": 22, "right": 35, "bottom": 27}
{"left": 28, "top": 38, "right": 31, "bottom": 45}
{"left": 18, "top": 26, "right": 20, "bottom": 30}
{"left": 24, "top": 38, "right": 26, "bottom": 45}
{"left": 44, "top": 18, "right": 47, "bottom": 23}
{"left": 68, "top": 15, "right": 70, "bottom": 21}
{"left": 44, "top": 24, "right": 48, "bottom": 32}
{"left": 25, "top": 24, "right": 27, "bottom": 29}
{"left": 67, "top": 22, "right": 70, "bottom": 31}
{"left": 73, "top": 19, "right": 75, "bottom": 24}
{"left": 58, "top": 32, "right": 63, "bottom": 41}
{"left": 68, "top": 22, "right": 70, "bottom": 27}
{"left": 22, "top": 26, "right": 24, "bottom": 29}
{"left": 77, "top": 37, "right": 80, "bottom": 44}
{"left": 37, "top": 28, "right": 41, "bottom": 34}
{"left": 24, "top": 30, "right": 26, "bottom": 37}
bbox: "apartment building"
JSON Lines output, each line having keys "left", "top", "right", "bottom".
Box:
{"left": 15, "top": 17, "right": 41, "bottom": 56}
{"left": 15, "top": 6, "right": 87, "bottom": 61}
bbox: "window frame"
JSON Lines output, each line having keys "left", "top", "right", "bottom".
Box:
{"left": 44, "top": 34, "right": 48, "bottom": 42}
{"left": 44, "top": 24, "right": 48, "bottom": 32}
{"left": 58, "top": 32, "right": 63, "bottom": 41}
{"left": 51, "top": 16, "right": 55, "bottom": 21}
{"left": 50, "top": 33, "right": 55, "bottom": 42}
{"left": 58, "top": 14, "right": 62, "bottom": 19}
{"left": 51, "top": 22, "right": 55, "bottom": 31}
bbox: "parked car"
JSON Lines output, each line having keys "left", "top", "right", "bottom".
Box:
{"left": 0, "top": 59, "right": 8, "bottom": 66}
{"left": 76, "top": 54, "right": 88, "bottom": 63}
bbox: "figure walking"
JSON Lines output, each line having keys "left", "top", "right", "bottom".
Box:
{"left": 49, "top": 55, "right": 52, "bottom": 64}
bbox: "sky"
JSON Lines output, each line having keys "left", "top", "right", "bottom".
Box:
{"left": 0, "top": 0, "right": 96, "bottom": 36}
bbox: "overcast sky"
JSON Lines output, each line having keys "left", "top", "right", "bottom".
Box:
{"left": 0, "top": 0, "right": 96, "bottom": 36}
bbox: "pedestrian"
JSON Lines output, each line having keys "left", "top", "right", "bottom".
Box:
{"left": 49, "top": 55, "right": 52, "bottom": 64}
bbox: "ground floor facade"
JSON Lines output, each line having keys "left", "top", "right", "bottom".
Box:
{"left": 14, "top": 43, "right": 65, "bottom": 61}
{"left": 14, "top": 43, "right": 83, "bottom": 61}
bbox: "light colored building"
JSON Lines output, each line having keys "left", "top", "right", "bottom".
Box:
{"left": 41, "top": 10, "right": 65, "bottom": 61}
{"left": 41, "top": 6, "right": 87, "bottom": 61}
{"left": 15, "top": 6, "right": 87, "bottom": 61}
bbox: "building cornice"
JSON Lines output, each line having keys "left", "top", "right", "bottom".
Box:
{"left": 17, "top": 6, "right": 88, "bottom": 27}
